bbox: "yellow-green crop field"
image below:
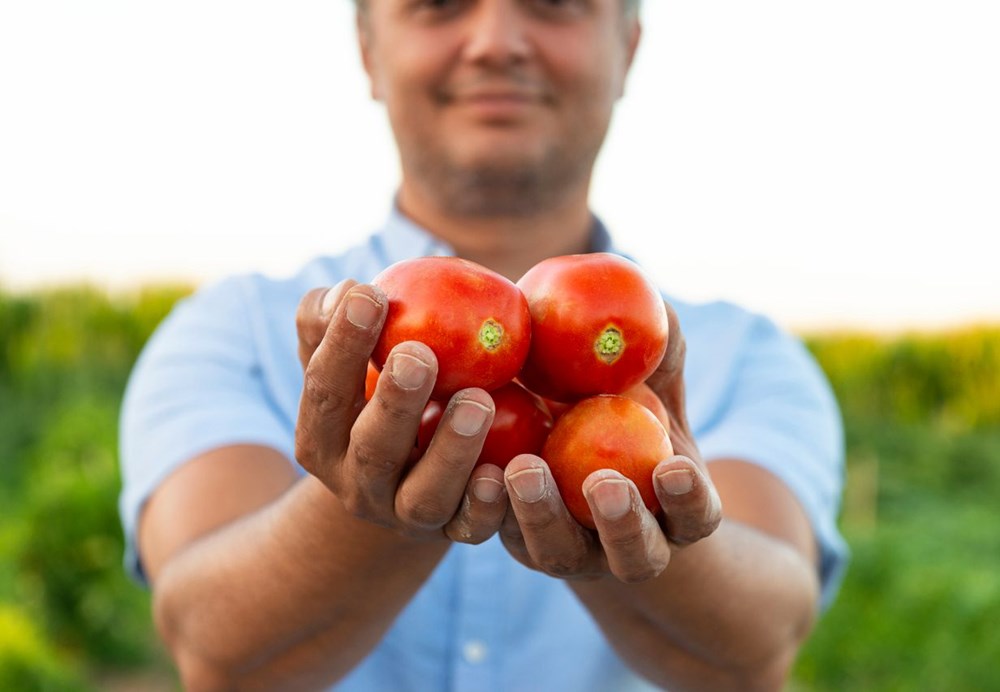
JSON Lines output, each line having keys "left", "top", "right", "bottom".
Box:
{"left": 1, "top": 286, "right": 998, "bottom": 690}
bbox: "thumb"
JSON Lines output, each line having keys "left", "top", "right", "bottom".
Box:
{"left": 644, "top": 300, "right": 689, "bottom": 432}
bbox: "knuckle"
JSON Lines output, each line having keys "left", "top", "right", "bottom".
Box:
{"left": 372, "top": 392, "right": 420, "bottom": 428}
{"left": 348, "top": 432, "right": 395, "bottom": 475}
{"left": 339, "top": 491, "right": 371, "bottom": 523}
{"left": 672, "top": 519, "right": 707, "bottom": 546}
{"left": 517, "top": 509, "right": 560, "bottom": 534}
{"left": 617, "top": 564, "right": 663, "bottom": 584}
{"left": 303, "top": 369, "right": 350, "bottom": 416}
{"left": 539, "top": 554, "right": 587, "bottom": 578}
{"left": 601, "top": 525, "right": 647, "bottom": 554}
{"left": 396, "top": 491, "right": 451, "bottom": 530}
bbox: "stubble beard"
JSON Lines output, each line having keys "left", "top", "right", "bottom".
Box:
{"left": 407, "top": 138, "right": 598, "bottom": 219}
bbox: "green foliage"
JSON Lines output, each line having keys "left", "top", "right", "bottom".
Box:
{"left": 1, "top": 284, "right": 999, "bottom": 688}
{"left": 0, "top": 605, "right": 88, "bottom": 691}
{"left": 795, "top": 327, "right": 1000, "bottom": 690}
{"left": 805, "top": 327, "right": 1000, "bottom": 430}
{"left": 0, "top": 284, "right": 188, "bottom": 688}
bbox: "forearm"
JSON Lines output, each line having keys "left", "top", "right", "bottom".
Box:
{"left": 153, "top": 474, "right": 449, "bottom": 691}
{"left": 571, "top": 519, "right": 819, "bottom": 692}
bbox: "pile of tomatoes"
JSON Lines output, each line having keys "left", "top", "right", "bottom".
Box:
{"left": 367, "top": 253, "right": 674, "bottom": 528}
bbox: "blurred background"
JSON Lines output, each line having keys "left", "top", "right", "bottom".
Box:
{"left": 1, "top": 1, "right": 998, "bottom": 690}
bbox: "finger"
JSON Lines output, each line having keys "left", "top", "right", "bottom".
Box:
{"left": 499, "top": 504, "right": 533, "bottom": 568}
{"left": 296, "top": 280, "right": 355, "bottom": 371}
{"left": 644, "top": 300, "right": 688, "bottom": 428}
{"left": 295, "top": 284, "right": 387, "bottom": 479}
{"left": 503, "top": 455, "right": 604, "bottom": 580}
{"left": 395, "top": 388, "right": 495, "bottom": 531}
{"left": 338, "top": 341, "right": 439, "bottom": 520}
{"left": 583, "top": 470, "right": 671, "bottom": 583}
{"left": 653, "top": 456, "right": 723, "bottom": 546}
{"left": 444, "top": 463, "right": 508, "bottom": 545}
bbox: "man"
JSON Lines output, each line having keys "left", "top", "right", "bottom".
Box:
{"left": 120, "top": 1, "right": 847, "bottom": 690}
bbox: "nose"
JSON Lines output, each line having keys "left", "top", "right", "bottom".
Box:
{"left": 463, "top": 1, "right": 532, "bottom": 66}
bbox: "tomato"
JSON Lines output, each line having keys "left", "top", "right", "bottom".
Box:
{"left": 621, "top": 382, "right": 671, "bottom": 432}
{"left": 540, "top": 396, "right": 572, "bottom": 421}
{"left": 372, "top": 257, "right": 532, "bottom": 400}
{"left": 364, "top": 361, "right": 380, "bottom": 402}
{"left": 516, "top": 253, "right": 669, "bottom": 402}
{"left": 417, "top": 381, "right": 554, "bottom": 469}
{"left": 543, "top": 395, "right": 673, "bottom": 529}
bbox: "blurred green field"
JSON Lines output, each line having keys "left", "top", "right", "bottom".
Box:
{"left": 1, "top": 285, "right": 998, "bottom": 690}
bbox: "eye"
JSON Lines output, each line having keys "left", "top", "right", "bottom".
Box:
{"left": 527, "top": 0, "right": 589, "bottom": 19}
{"left": 414, "top": 0, "right": 464, "bottom": 15}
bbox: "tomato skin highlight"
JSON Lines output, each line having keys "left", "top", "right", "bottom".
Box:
{"left": 371, "top": 257, "right": 532, "bottom": 400}
{"left": 543, "top": 395, "right": 673, "bottom": 529}
{"left": 418, "top": 381, "right": 554, "bottom": 469}
{"left": 621, "top": 382, "right": 671, "bottom": 433}
{"left": 516, "top": 253, "right": 669, "bottom": 402}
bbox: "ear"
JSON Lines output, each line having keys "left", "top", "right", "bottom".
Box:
{"left": 356, "top": 11, "right": 382, "bottom": 101}
{"left": 617, "top": 19, "right": 642, "bottom": 99}
{"left": 625, "top": 20, "right": 642, "bottom": 71}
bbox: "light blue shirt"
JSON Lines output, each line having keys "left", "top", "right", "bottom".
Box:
{"left": 120, "top": 208, "right": 848, "bottom": 691}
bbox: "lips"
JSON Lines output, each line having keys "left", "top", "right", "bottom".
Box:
{"left": 441, "top": 82, "right": 551, "bottom": 124}
{"left": 455, "top": 89, "right": 539, "bottom": 102}
{"left": 441, "top": 76, "right": 552, "bottom": 105}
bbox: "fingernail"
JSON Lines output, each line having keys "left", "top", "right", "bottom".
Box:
{"left": 473, "top": 478, "right": 504, "bottom": 504}
{"left": 321, "top": 283, "right": 346, "bottom": 316}
{"left": 590, "top": 479, "right": 632, "bottom": 520}
{"left": 658, "top": 469, "right": 693, "bottom": 496}
{"left": 451, "top": 400, "right": 491, "bottom": 436}
{"left": 508, "top": 467, "right": 546, "bottom": 503}
{"left": 390, "top": 353, "right": 429, "bottom": 390}
{"left": 346, "top": 292, "right": 381, "bottom": 329}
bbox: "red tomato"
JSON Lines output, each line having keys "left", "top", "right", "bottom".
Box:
{"left": 417, "top": 381, "right": 554, "bottom": 469}
{"left": 372, "top": 257, "right": 531, "bottom": 400}
{"left": 516, "top": 253, "right": 669, "bottom": 402}
{"left": 540, "top": 396, "right": 572, "bottom": 421}
{"left": 621, "top": 382, "right": 671, "bottom": 433}
{"left": 543, "top": 395, "right": 673, "bottom": 529}
{"left": 364, "top": 361, "right": 380, "bottom": 402}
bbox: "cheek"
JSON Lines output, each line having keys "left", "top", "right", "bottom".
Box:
{"left": 545, "top": 37, "right": 624, "bottom": 109}
{"left": 372, "top": 31, "right": 456, "bottom": 105}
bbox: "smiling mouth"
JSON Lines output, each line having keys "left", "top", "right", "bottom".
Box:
{"left": 442, "top": 88, "right": 551, "bottom": 123}
{"left": 456, "top": 90, "right": 538, "bottom": 102}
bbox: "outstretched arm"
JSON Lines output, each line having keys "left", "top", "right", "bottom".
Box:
{"left": 500, "top": 303, "right": 821, "bottom": 691}
{"left": 141, "top": 282, "right": 508, "bottom": 690}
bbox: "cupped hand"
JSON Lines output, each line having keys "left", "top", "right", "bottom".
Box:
{"left": 294, "top": 281, "right": 510, "bottom": 544}
{"left": 500, "top": 300, "right": 722, "bottom": 583}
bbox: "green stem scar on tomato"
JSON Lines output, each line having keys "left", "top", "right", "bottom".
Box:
{"left": 371, "top": 256, "right": 531, "bottom": 400}
{"left": 516, "top": 253, "right": 668, "bottom": 402}
{"left": 595, "top": 326, "right": 624, "bottom": 364}
{"left": 479, "top": 319, "right": 504, "bottom": 351}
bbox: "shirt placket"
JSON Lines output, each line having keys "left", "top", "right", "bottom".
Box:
{"left": 450, "top": 537, "right": 505, "bottom": 691}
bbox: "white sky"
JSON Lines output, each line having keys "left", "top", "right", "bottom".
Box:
{"left": 1, "top": 1, "right": 998, "bottom": 332}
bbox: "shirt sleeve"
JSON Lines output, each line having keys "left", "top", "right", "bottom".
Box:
{"left": 118, "top": 276, "right": 294, "bottom": 585}
{"left": 696, "top": 314, "right": 849, "bottom": 609}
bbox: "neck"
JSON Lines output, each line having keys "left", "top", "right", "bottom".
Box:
{"left": 396, "top": 179, "right": 594, "bottom": 283}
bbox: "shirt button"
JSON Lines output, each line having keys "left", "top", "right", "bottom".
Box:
{"left": 462, "top": 639, "right": 489, "bottom": 664}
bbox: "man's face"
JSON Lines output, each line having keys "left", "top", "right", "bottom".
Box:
{"left": 358, "top": 0, "right": 641, "bottom": 216}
